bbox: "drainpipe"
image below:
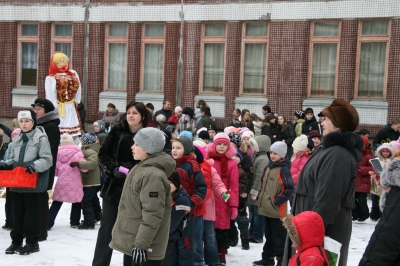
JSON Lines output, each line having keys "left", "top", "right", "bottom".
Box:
{"left": 175, "top": 0, "right": 184, "bottom": 106}
{"left": 82, "top": 0, "right": 90, "bottom": 107}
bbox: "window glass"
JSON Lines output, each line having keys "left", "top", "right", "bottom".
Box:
{"left": 243, "top": 43, "right": 266, "bottom": 94}
{"left": 145, "top": 24, "right": 165, "bottom": 37}
{"left": 245, "top": 23, "right": 268, "bottom": 37}
{"left": 20, "top": 42, "right": 38, "bottom": 86}
{"left": 55, "top": 25, "right": 72, "bottom": 36}
{"left": 54, "top": 43, "right": 72, "bottom": 60}
{"left": 203, "top": 43, "right": 225, "bottom": 92}
{"left": 314, "top": 22, "right": 339, "bottom": 36}
{"left": 21, "top": 25, "right": 38, "bottom": 36}
{"left": 205, "top": 24, "right": 226, "bottom": 37}
{"left": 109, "top": 24, "right": 127, "bottom": 37}
{"left": 143, "top": 44, "right": 164, "bottom": 91}
{"left": 107, "top": 43, "right": 127, "bottom": 90}
{"left": 310, "top": 43, "right": 337, "bottom": 96}
{"left": 362, "top": 21, "right": 389, "bottom": 35}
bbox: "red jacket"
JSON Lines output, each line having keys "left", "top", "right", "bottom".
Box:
{"left": 287, "top": 211, "right": 330, "bottom": 266}
{"left": 355, "top": 150, "right": 373, "bottom": 193}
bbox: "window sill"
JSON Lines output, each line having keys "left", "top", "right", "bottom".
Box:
{"left": 12, "top": 88, "right": 38, "bottom": 108}
{"left": 135, "top": 92, "right": 164, "bottom": 112}
{"left": 350, "top": 100, "right": 388, "bottom": 125}
{"left": 194, "top": 95, "right": 226, "bottom": 118}
{"left": 235, "top": 96, "right": 268, "bottom": 119}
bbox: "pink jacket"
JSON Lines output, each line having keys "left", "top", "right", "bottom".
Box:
{"left": 203, "top": 159, "right": 228, "bottom": 221}
{"left": 290, "top": 150, "right": 311, "bottom": 187}
{"left": 53, "top": 145, "right": 86, "bottom": 203}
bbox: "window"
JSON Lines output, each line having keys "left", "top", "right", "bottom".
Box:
{"left": 355, "top": 20, "right": 390, "bottom": 98}
{"left": 240, "top": 22, "right": 269, "bottom": 95}
{"left": 140, "top": 24, "right": 165, "bottom": 92}
{"left": 52, "top": 24, "right": 73, "bottom": 64}
{"left": 104, "top": 24, "right": 128, "bottom": 91}
{"left": 200, "top": 23, "right": 227, "bottom": 93}
{"left": 18, "top": 23, "right": 39, "bottom": 87}
{"left": 308, "top": 21, "right": 341, "bottom": 97}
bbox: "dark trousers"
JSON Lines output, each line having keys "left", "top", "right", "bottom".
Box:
{"left": 92, "top": 193, "right": 102, "bottom": 216}
{"left": 71, "top": 186, "right": 98, "bottom": 225}
{"left": 4, "top": 188, "right": 13, "bottom": 228}
{"left": 11, "top": 192, "right": 40, "bottom": 245}
{"left": 248, "top": 204, "right": 265, "bottom": 240}
{"left": 92, "top": 198, "right": 119, "bottom": 266}
{"left": 370, "top": 193, "right": 382, "bottom": 220}
{"left": 123, "top": 254, "right": 162, "bottom": 266}
{"left": 48, "top": 200, "right": 64, "bottom": 228}
{"left": 262, "top": 216, "right": 287, "bottom": 260}
{"left": 228, "top": 208, "right": 250, "bottom": 241}
{"left": 160, "top": 241, "right": 176, "bottom": 266}
{"left": 352, "top": 192, "right": 369, "bottom": 220}
{"left": 39, "top": 192, "right": 49, "bottom": 240}
{"left": 170, "top": 213, "right": 194, "bottom": 266}
{"left": 215, "top": 229, "right": 230, "bottom": 249}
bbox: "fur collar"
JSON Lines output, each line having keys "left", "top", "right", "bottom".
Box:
{"left": 36, "top": 109, "right": 60, "bottom": 125}
{"left": 322, "top": 131, "right": 363, "bottom": 162}
{"left": 380, "top": 159, "right": 400, "bottom": 211}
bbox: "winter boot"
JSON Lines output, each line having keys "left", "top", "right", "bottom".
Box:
{"left": 252, "top": 258, "right": 275, "bottom": 266}
{"left": 241, "top": 238, "right": 250, "bottom": 250}
{"left": 218, "top": 248, "right": 226, "bottom": 264}
{"left": 78, "top": 222, "right": 95, "bottom": 230}
{"left": 17, "top": 243, "right": 40, "bottom": 255}
{"left": 5, "top": 244, "right": 22, "bottom": 254}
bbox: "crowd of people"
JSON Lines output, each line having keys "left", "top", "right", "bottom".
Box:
{"left": 0, "top": 97, "right": 400, "bottom": 266}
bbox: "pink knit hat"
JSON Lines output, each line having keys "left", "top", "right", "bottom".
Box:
{"left": 213, "top": 133, "right": 231, "bottom": 147}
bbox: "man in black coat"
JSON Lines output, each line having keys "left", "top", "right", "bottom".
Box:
{"left": 31, "top": 98, "right": 60, "bottom": 241}
{"left": 372, "top": 119, "right": 400, "bottom": 150}
{"left": 154, "top": 100, "right": 172, "bottom": 123}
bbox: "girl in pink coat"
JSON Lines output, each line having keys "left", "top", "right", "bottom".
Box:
{"left": 207, "top": 133, "right": 239, "bottom": 264}
{"left": 290, "top": 135, "right": 310, "bottom": 187}
{"left": 48, "top": 134, "right": 86, "bottom": 229}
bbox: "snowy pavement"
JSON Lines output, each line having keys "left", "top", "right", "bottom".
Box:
{"left": 0, "top": 197, "right": 376, "bottom": 265}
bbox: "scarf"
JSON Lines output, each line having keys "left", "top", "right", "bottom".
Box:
{"left": 175, "top": 154, "right": 201, "bottom": 173}
{"left": 208, "top": 150, "right": 228, "bottom": 179}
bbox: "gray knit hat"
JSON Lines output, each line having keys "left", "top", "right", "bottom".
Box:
{"left": 173, "top": 136, "right": 193, "bottom": 155}
{"left": 270, "top": 141, "right": 287, "bottom": 158}
{"left": 133, "top": 128, "right": 165, "bottom": 154}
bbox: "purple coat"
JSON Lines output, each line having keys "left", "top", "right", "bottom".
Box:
{"left": 53, "top": 145, "right": 86, "bottom": 203}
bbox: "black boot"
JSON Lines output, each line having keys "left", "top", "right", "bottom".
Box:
{"left": 78, "top": 222, "right": 95, "bottom": 230}
{"left": 17, "top": 243, "right": 40, "bottom": 255}
{"left": 241, "top": 238, "right": 250, "bottom": 250}
{"left": 5, "top": 244, "right": 22, "bottom": 254}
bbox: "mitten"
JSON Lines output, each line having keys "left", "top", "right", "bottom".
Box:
{"left": 230, "top": 207, "right": 238, "bottom": 220}
{"left": 70, "top": 162, "right": 79, "bottom": 168}
{"left": 221, "top": 189, "right": 231, "bottom": 202}
{"left": 26, "top": 163, "right": 36, "bottom": 174}
{"left": 250, "top": 189, "right": 259, "bottom": 201}
{"left": 131, "top": 246, "right": 147, "bottom": 264}
{"left": 113, "top": 167, "right": 127, "bottom": 179}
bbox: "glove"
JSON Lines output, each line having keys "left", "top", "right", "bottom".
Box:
{"left": 230, "top": 207, "right": 238, "bottom": 220}
{"left": 113, "top": 167, "right": 127, "bottom": 179}
{"left": 26, "top": 163, "right": 36, "bottom": 174}
{"left": 131, "top": 246, "right": 147, "bottom": 264}
{"left": 70, "top": 162, "right": 79, "bottom": 168}
{"left": 221, "top": 189, "right": 231, "bottom": 202}
{"left": 250, "top": 189, "right": 259, "bottom": 201}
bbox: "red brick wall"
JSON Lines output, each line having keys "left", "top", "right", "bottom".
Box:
{"left": 386, "top": 19, "right": 400, "bottom": 124}
{"left": 126, "top": 23, "right": 141, "bottom": 103}
{"left": 163, "top": 23, "right": 180, "bottom": 108}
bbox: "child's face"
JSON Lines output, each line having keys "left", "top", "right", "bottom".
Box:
{"left": 270, "top": 151, "right": 283, "bottom": 162}
{"left": 381, "top": 150, "right": 392, "bottom": 158}
{"left": 216, "top": 143, "right": 228, "bottom": 154}
{"left": 208, "top": 130, "right": 216, "bottom": 138}
{"left": 242, "top": 137, "right": 250, "bottom": 146}
{"left": 312, "top": 137, "right": 321, "bottom": 147}
{"left": 19, "top": 118, "right": 33, "bottom": 132}
{"left": 305, "top": 113, "right": 313, "bottom": 121}
{"left": 131, "top": 143, "right": 148, "bottom": 161}
{"left": 93, "top": 125, "right": 100, "bottom": 132}
{"left": 171, "top": 141, "right": 184, "bottom": 159}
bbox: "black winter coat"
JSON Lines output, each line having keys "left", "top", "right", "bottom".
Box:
{"left": 280, "top": 123, "right": 296, "bottom": 159}
{"left": 99, "top": 120, "right": 142, "bottom": 203}
{"left": 36, "top": 109, "right": 60, "bottom": 190}
{"left": 359, "top": 160, "right": 400, "bottom": 266}
{"left": 261, "top": 122, "right": 282, "bottom": 144}
{"left": 372, "top": 124, "right": 400, "bottom": 149}
{"left": 301, "top": 116, "right": 319, "bottom": 136}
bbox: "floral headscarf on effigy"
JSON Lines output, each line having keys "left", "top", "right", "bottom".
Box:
{"left": 48, "top": 52, "right": 75, "bottom": 77}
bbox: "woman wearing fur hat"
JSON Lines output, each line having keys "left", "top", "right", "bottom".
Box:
{"left": 2, "top": 110, "right": 53, "bottom": 255}
{"left": 359, "top": 158, "right": 400, "bottom": 265}
{"left": 283, "top": 98, "right": 364, "bottom": 266}
{"left": 92, "top": 101, "right": 147, "bottom": 266}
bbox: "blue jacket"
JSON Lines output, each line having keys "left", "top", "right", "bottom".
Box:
{"left": 169, "top": 187, "right": 191, "bottom": 243}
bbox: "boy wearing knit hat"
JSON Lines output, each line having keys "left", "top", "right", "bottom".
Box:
{"left": 253, "top": 141, "right": 294, "bottom": 266}
{"left": 109, "top": 128, "right": 176, "bottom": 265}
{"left": 169, "top": 135, "right": 207, "bottom": 265}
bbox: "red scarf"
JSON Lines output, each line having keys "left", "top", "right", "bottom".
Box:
{"left": 208, "top": 150, "right": 228, "bottom": 179}
{"left": 175, "top": 154, "right": 200, "bottom": 172}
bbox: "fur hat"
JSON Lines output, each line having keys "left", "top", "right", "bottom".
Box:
{"left": 228, "top": 132, "right": 241, "bottom": 146}
{"left": 133, "top": 128, "right": 165, "bottom": 154}
{"left": 93, "top": 120, "right": 106, "bottom": 131}
{"left": 241, "top": 130, "right": 254, "bottom": 140}
{"left": 292, "top": 135, "right": 308, "bottom": 154}
{"left": 198, "top": 130, "right": 210, "bottom": 141}
{"left": 18, "top": 110, "right": 37, "bottom": 130}
{"left": 308, "top": 130, "right": 321, "bottom": 140}
{"left": 80, "top": 133, "right": 97, "bottom": 146}
{"left": 60, "top": 133, "right": 75, "bottom": 146}
{"left": 179, "top": 130, "right": 193, "bottom": 140}
{"left": 294, "top": 110, "right": 305, "bottom": 119}
{"left": 168, "top": 171, "right": 181, "bottom": 190}
{"left": 173, "top": 135, "right": 193, "bottom": 155}
{"left": 270, "top": 141, "right": 287, "bottom": 158}
{"left": 322, "top": 98, "right": 359, "bottom": 132}
{"left": 376, "top": 143, "right": 395, "bottom": 161}
{"left": 31, "top": 98, "right": 55, "bottom": 113}
{"left": 174, "top": 106, "right": 183, "bottom": 113}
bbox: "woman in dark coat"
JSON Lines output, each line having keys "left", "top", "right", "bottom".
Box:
{"left": 261, "top": 114, "right": 282, "bottom": 144}
{"left": 92, "top": 101, "right": 147, "bottom": 266}
{"left": 283, "top": 98, "right": 364, "bottom": 266}
{"left": 277, "top": 115, "right": 296, "bottom": 159}
{"left": 359, "top": 159, "right": 400, "bottom": 265}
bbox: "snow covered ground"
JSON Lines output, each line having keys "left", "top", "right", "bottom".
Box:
{"left": 0, "top": 197, "right": 376, "bottom": 266}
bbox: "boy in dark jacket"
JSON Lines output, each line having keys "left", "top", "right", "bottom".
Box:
{"left": 170, "top": 135, "right": 207, "bottom": 266}
{"left": 301, "top": 108, "right": 319, "bottom": 136}
{"left": 253, "top": 141, "right": 294, "bottom": 266}
{"left": 372, "top": 120, "right": 400, "bottom": 149}
{"left": 162, "top": 171, "right": 191, "bottom": 266}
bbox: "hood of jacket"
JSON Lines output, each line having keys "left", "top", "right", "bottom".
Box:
{"left": 267, "top": 157, "right": 291, "bottom": 170}
{"left": 138, "top": 151, "right": 176, "bottom": 178}
{"left": 58, "top": 145, "right": 83, "bottom": 163}
{"left": 82, "top": 142, "right": 100, "bottom": 154}
{"left": 105, "top": 109, "right": 119, "bottom": 116}
{"left": 283, "top": 211, "right": 325, "bottom": 251}
{"left": 36, "top": 109, "right": 60, "bottom": 126}
{"left": 322, "top": 131, "right": 363, "bottom": 163}
{"left": 296, "top": 118, "right": 305, "bottom": 124}
{"left": 376, "top": 143, "right": 396, "bottom": 161}
{"left": 255, "top": 135, "right": 271, "bottom": 152}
